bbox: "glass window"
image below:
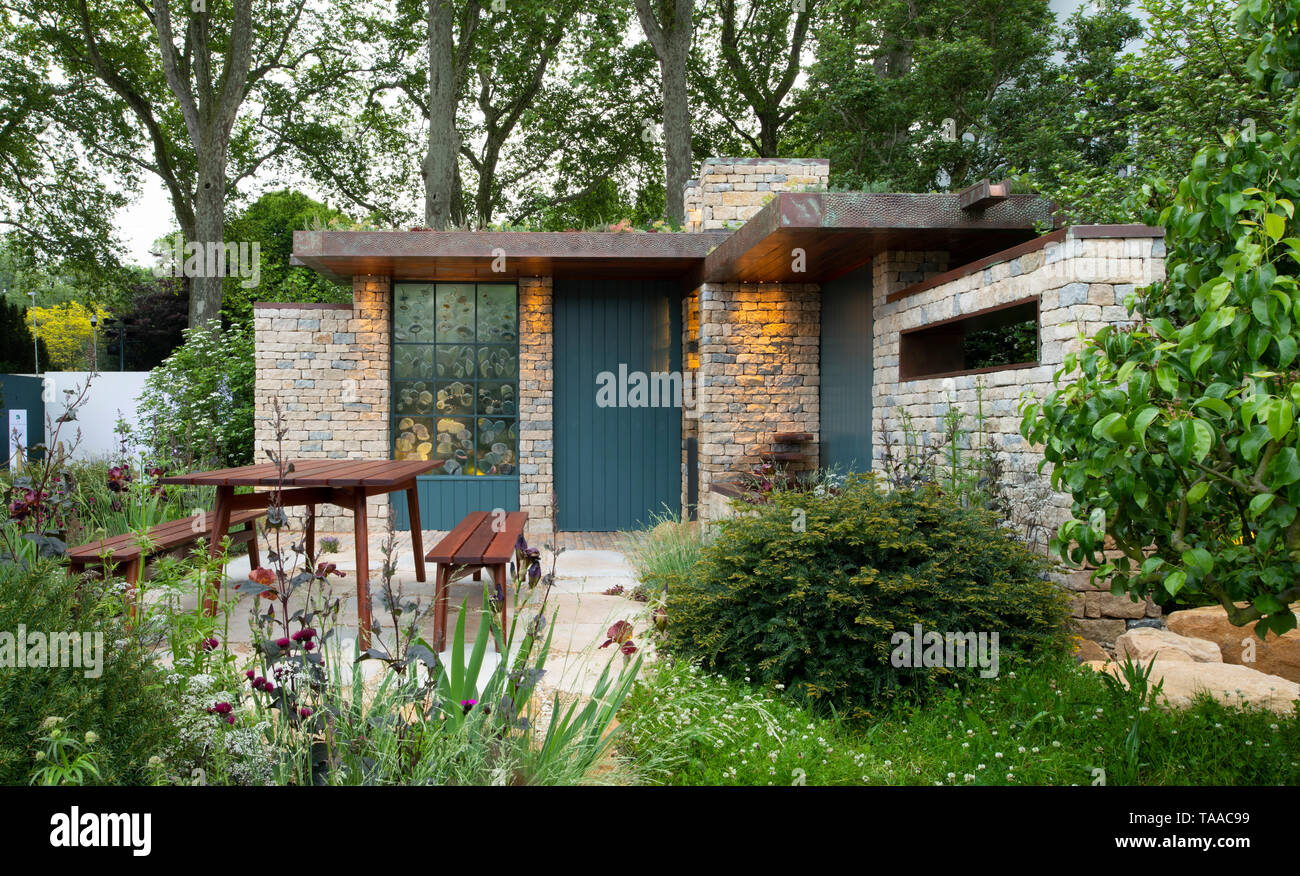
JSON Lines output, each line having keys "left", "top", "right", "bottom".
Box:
{"left": 393, "top": 283, "right": 518, "bottom": 476}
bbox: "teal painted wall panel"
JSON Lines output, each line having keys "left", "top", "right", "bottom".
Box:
{"left": 554, "top": 278, "right": 682, "bottom": 531}
{"left": 0, "top": 374, "right": 46, "bottom": 465}
{"left": 820, "top": 266, "right": 873, "bottom": 472}
{"left": 391, "top": 476, "right": 519, "bottom": 531}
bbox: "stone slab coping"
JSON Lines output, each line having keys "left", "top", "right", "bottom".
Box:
{"left": 699, "top": 157, "right": 830, "bottom": 166}
{"left": 253, "top": 301, "right": 354, "bottom": 310}
{"left": 883, "top": 223, "right": 1165, "bottom": 304}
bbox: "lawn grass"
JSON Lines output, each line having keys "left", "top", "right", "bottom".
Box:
{"left": 617, "top": 654, "right": 1300, "bottom": 786}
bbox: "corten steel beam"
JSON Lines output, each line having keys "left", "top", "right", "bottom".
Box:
{"left": 291, "top": 229, "right": 730, "bottom": 284}
{"left": 290, "top": 191, "right": 1054, "bottom": 288}
{"left": 692, "top": 192, "right": 1054, "bottom": 286}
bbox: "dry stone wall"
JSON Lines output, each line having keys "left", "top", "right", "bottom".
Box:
{"left": 695, "top": 282, "right": 820, "bottom": 520}
{"left": 253, "top": 276, "right": 392, "bottom": 533}
{"left": 684, "top": 158, "right": 829, "bottom": 232}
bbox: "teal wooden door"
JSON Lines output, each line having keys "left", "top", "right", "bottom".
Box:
{"left": 554, "top": 278, "right": 682, "bottom": 531}
{"left": 820, "top": 265, "right": 873, "bottom": 472}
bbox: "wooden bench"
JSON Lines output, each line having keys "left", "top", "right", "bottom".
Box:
{"left": 425, "top": 510, "right": 529, "bottom": 651}
{"left": 66, "top": 508, "right": 265, "bottom": 613}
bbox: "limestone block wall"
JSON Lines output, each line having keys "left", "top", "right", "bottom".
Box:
{"left": 518, "top": 277, "right": 554, "bottom": 536}
{"left": 684, "top": 158, "right": 830, "bottom": 232}
{"left": 695, "top": 282, "right": 820, "bottom": 519}
{"left": 253, "top": 275, "right": 392, "bottom": 534}
{"left": 682, "top": 287, "right": 700, "bottom": 515}
{"left": 871, "top": 229, "right": 1167, "bottom": 532}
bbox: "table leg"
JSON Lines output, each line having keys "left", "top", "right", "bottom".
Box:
{"left": 245, "top": 523, "right": 261, "bottom": 569}
{"left": 492, "top": 564, "right": 508, "bottom": 652}
{"left": 406, "top": 483, "right": 426, "bottom": 583}
{"left": 352, "top": 489, "right": 372, "bottom": 650}
{"left": 205, "top": 486, "right": 233, "bottom": 615}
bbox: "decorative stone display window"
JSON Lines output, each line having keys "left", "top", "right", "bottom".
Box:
{"left": 391, "top": 282, "right": 519, "bottom": 476}
{"left": 899, "top": 296, "right": 1039, "bottom": 381}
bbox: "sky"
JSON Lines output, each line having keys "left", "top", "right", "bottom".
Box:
{"left": 115, "top": 0, "right": 1139, "bottom": 269}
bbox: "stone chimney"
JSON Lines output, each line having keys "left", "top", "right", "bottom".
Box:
{"left": 683, "top": 157, "right": 830, "bottom": 232}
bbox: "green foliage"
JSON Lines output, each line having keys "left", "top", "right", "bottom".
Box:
{"left": 618, "top": 512, "right": 706, "bottom": 593}
{"left": 1025, "top": 0, "right": 1285, "bottom": 223}
{"left": 620, "top": 654, "right": 1300, "bottom": 786}
{"left": 0, "top": 558, "right": 176, "bottom": 784}
{"left": 790, "top": 0, "right": 1056, "bottom": 191}
{"left": 1022, "top": 0, "right": 1300, "bottom": 637}
{"left": 0, "top": 297, "right": 48, "bottom": 373}
{"left": 666, "top": 477, "right": 1069, "bottom": 716}
{"left": 136, "top": 323, "right": 255, "bottom": 469}
{"left": 220, "top": 190, "right": 352, "bottom": 327}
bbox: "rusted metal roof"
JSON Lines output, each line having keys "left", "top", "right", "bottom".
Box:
{"left": 693, "top": 192, "right": 1054, "bottom": 285}
{"left": 290, "top": 191, "right": 1054, "bottom": 287}
{"left": 291, "top": 229, "right": 729, "bottom": 283}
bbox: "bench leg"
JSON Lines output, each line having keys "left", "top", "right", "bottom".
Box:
{"left": 124, "top": 558, "right": 141, "bottom": 624}
{"left": 304, "top": 504, "right": 315, "bottom": 571}
{"left": 473, "top": 569, "right": 481, "bottom": 581}
{"left": 434, "top": 564, "right": 450, "bottom": 652}
{"left": 492, "top": 564, "right": 508, "bottom": 651}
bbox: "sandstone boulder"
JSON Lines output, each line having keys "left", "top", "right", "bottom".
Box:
{"left": 1073, "top": 638, "right": 1110, "bottom": 664}
{"left": 1114, "top": 627, "right": 1221, "bottom": 665}
{"left": 1166, "top": 604, "right": 1300, "bottom": 684}
{"left": 1090, "top": 659, "right": 1299, "bottom": 715}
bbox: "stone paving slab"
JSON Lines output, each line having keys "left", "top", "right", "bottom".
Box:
{"left": 146, "top": 545, "right": 655, "bottom": 700}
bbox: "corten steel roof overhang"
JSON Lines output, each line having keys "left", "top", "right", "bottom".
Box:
{"left": 290, "top": 191, "right": 1054, "bottom": 287}
{"left": 290, "top": 229, "right": 731, "bottom": 283}
{"left": 692, "top": 191, "right": 1055, "bottom": 285}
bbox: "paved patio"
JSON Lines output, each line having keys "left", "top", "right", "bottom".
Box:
{"left": 152, "top": 530, "right": 654, "bottom": 700}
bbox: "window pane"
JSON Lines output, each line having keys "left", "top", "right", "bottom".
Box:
{"left": 477, "top": 284, "right": 517, "bottom": 343}
{"left": 476, "top": 418, "right": 517, "bottom": 475}
{"left": 477, "top": 345, "right": 517, "bottom": 379}
{"left": 437, "top": 284, "right": 476, "bottom": 341}
{"left": 477, "top": 380, "right": 516, "bottom": 416}
{"left": 435, "top": 416, "right": 474, "bottom": 475}
{"left": 394, "top": 416, "right": 435, "bottom": 460}
{"left": 394, "top": 345, "right": 432, "bottom": 379}
{"left": 436, "top": 380, "right": 474, "bottom": 415}
{"left": 395, "top": 381, "right": 436, "bottom": 416}
{"left": 394, "top": 284, "right": 436, "bottom": 342}
{"left": 436, "top": 344, "right": 476, "bottom": 380}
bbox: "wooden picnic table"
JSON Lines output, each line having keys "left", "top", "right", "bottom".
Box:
{"left": 425, "top": 510, "right": 529, "bottom": 652}
{"left": 161, "top": 459, "right": 437, "bottom": 648}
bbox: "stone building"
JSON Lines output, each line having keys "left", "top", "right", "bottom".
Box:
{"left": 261, "top": 157, "right": 1164, "bottom": 555}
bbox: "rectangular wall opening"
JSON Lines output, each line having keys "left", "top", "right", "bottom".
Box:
{"left": 899, "top": 297, "right": 1039, "bottom": 380}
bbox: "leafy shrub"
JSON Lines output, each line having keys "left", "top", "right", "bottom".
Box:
{"left": 0, "top": 558, "right": 177, "bottom": 784}
{"left": 1021, "top": 0, "right": 1300, "bottom": 636}
{"left": 136, "top": 322, "right": 255, "bottom": 469}
{"left": 667, "top": 477, "right": 1070, "bottom": 716}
